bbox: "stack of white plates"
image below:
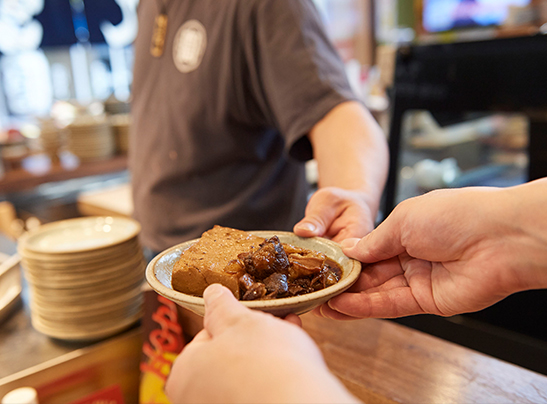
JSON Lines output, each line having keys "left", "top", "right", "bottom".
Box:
{"left": 67, "top": 115, "right": 115, "bottom": 162}
{"left": 18, "top": 216, "right": 145, "bottom": 341}
{"left": 110, "top": 114, "right": 131, "bottom": 154}
{"left": 39, "top": 119, "right": 67, "bottom": 162}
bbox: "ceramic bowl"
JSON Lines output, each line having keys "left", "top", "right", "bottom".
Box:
{"left": 145, "top": 231, "right": 361, "bottom": 317}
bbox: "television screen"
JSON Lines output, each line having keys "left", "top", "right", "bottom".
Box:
{"left": 422, "top": 0, "right": 532, "bottom": 33}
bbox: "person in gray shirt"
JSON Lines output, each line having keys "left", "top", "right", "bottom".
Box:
{"left": 129, "top": 0, "right": 388, "bottom": 253}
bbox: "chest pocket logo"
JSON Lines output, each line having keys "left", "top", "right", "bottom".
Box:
{"left": 173, "top": 20, "right": 207, "bottom": 73}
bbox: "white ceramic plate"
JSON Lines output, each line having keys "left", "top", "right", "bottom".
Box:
{"left": 19, "top": 238, "right": 141, "bottom": 264}
{"left": 23, "top": 261, "right": 144, "bottom": 289}
{"left": 30, "top": 284, "right": 142, "bottom": 314}
{"left": 146, "top": 231, "right": 361, "bottom": 318}
{"left": 30, "top": 310, "right": 142, "bottom": 341}
{"left": 30, "top": 275, "right": 144, "bottom": 303}
{"left": 21, "top": 252, "right": 144, "bottom": 279}
{"left": 19, "top": 216, "right": 140, "bottom": 255}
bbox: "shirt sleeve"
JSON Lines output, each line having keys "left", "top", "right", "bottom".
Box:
{"left": 249, "top": 0, "right": 358, "bottom": 161}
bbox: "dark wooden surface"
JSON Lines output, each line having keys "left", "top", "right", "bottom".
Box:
{"left": 169, "top": 307, "right": 547, "bottom": 403}
{"left": 0, "top": 155, "right": 127, "bottom": 194}
{"left": 0, "top": 327, "right": 142, "bottom": 404}
{"left": 302, "top": 314, "right": 547, "bottom": 403}
{"left": 2, "top": 300, "right": 547, "bottom": 403}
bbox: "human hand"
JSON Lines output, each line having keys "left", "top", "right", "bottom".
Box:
{"left": 294, "top": 187, "right": 376, "bottom": 242}
{"left": 165, "top": 284, "right": 360, "bottom": 404}
{"left": 315, "top": 184, "right": 547, "bottom": 320}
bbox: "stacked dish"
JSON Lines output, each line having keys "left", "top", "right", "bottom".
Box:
{"left": 38, "top": 119, "right": 67, "bottom": 162}
{"left": 109, "top": 113, "right": 131, "bottom": 154}
{"left": 67, "top": 115, "right": 115, "bottom": 162}
{"left": 18, "top": 216, "right": 145, "bottom": 341}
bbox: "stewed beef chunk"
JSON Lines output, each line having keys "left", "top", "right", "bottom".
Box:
{"left": 244, "top": 236, "right": 289, "bottom": 280}
{"left": 287, "top": 278, "right": 313, "bottom": 296}
{"left": 239, "top": 273, "right": 255, "bottom": 291}
{"left": 242, "top": 282, "right": 267, "bottom": 301}
{"left": 264, "top": 273, "right": 289, "bottom": 298}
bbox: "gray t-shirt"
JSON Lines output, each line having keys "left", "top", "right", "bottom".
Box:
{"left": 130, "top": 0, "right": 356, "bottom": 251}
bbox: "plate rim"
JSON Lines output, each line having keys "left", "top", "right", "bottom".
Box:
{"left": 146, "top": 230, "right": 362, "bottom": 314}
{"left": 18, "top": 216, "right": 141, "bottom": 255}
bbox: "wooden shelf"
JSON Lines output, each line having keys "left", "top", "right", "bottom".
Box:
{"left": 0, "top": 155, "right": 128, "bottom": 195}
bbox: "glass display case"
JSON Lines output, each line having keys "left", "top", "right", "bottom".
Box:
{"left": 383, "top": 34, "right": 547, "bottom": 217}
{"left": 395, "top": 110, "right": 529, "bottom": 206}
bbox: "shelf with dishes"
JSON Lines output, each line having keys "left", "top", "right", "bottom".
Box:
{"left": 0, "top": 102, "right": 131, "bottom": 195}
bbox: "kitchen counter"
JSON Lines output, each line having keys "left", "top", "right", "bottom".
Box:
{"left": 0, "top": 306, "right": 141, "bottom": 404}
{"left": 302, "top": 314, "right": 547, "bottom": 403}
{"left": 0, "top": 234, "right": 95, "bottom": 380}
{"left": 2, "top": 296, "right": 547, "bottom": 403}
{"left": 0, "top": 229, "right": 141, "bottom": 404}
{"left": 1, "top": 230, "right": 546, "bottom": 403}
{"left": 0, "top": 290, "right": 141, "bottom": 381}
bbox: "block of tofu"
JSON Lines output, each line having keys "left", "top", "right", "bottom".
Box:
{"left": 171, "top": 226, "right": 265, "bottom": 298}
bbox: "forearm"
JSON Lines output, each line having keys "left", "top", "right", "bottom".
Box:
{"left": 420, "top": 182, "right": 547, "bottom": 294}
{"left": 309, "top": 101, "right": 389, "bottom": 215}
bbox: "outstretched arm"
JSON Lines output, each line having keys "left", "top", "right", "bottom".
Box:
{"left": 294, "top": 101, "right": 389, "bottom": 241}
{"left": 315, "top": 178, "right": 547, "bottom": 320}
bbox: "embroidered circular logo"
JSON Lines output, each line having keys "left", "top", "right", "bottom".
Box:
{"left": 173, "top": 20, "right": 207, "bottom": 73}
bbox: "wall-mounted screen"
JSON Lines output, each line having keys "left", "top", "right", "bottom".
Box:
{"left": 422, "top": 0, "right": 531, "bottom": 33}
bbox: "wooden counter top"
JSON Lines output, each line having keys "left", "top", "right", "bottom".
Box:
{"left": 0, "top": 155, "right": 128, "bottom": 194}
{"left": 301, "top": 314, "right": 547, "bottom": 403}
{"left": 2, "top": 301, "right": 547, "bottom": 403}
{"left": 1, "top": 226, "right": 545, "bottom": 403}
